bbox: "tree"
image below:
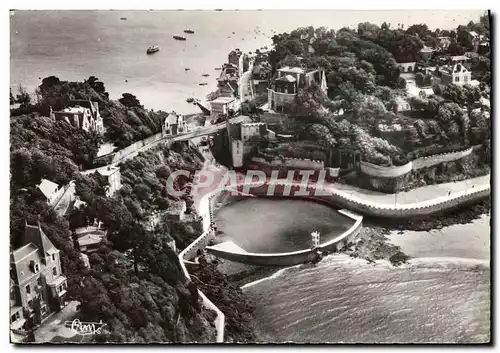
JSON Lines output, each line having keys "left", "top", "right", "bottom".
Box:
{"left": 15, "top": 85, "right": 31, "bottom": 107}
{"left": 10, "top": 88, "right": 15, "bottom": 105}
{"left": 119, "top": 93, "right": 142, "bottom": 108}
{"left": 415, "top": 72, "right": 425, "bottom": 87}
{"left": 41, "top": 76, "right": 61, "bottom": 88}
{"left": 396, "top": 77, "right": 407, "bottom": 89}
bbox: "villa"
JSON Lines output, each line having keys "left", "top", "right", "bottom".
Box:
{"left": 50, "top": 100, "right": 104, "bottom": 135}
{"left": 10, "top": 222, "right": 68, "bottom": 332}
{"left": 36, "top": 179, "right": 64, "bottom": 206}
{"left": 267, "top": 66, "right": 327, "bottom": 112}
{"left": 163, "top": 111, "right": 188, "bottom": 136}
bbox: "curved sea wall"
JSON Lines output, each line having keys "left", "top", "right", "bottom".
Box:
{"left": 411, "top": 147, "right": 473, "bottom": 170}
{"left": 360, "top": 146, "right": 474, "bottom": 178}
{"left": 228, "top": 180, "right": 489, "bottom": 218}
{"left": 360, "top": 160, "right": 412, "bottom": 178}
{"left": 205, "top": 209, "right": 363, "bottom": 266}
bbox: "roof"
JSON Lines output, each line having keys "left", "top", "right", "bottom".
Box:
{"left": 10, "top": 226, "right": 52, "bottom": 285}
{"left": 277, "top": 66, "right": 305, "bottom": 74}
{"left": 451, "top": 55, "right": 469, "bottom": 61}
{"left": 37, "top": 179, "right": 59, "bottom": 199}
{"left": 11, "top": 243, "right": 38, "bottom": 263}
{"left": 78, "top": 233, "right": 105, "bottom": 247}
{"left": 277, "top": 74, "right": 296, "bottom": 83}
{"left": 468, "top": 31, "right": 479, "bottom": 37}
{"left": 210, "top": 97, "right": 236, "bottom": 104}
{"left": 75, "top": 225, "right": 106, "bottom": 236}
{"left": 24, "top": 223, "right": 56, "bottom": 255}
{"left": 167, "top": 113, "right": 179, "bottom": 125}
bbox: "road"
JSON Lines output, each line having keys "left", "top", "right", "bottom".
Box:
{"left": 81, "top": 115, "right": 251, "bottom": 175}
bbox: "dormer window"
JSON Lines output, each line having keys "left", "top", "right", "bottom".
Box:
{"left": 34, "top": 263, "right": 40, "bottom": 273}
{"left": 51, "top": 254, "right": 55, "bottom": 262}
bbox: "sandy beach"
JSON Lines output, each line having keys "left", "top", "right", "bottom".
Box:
{"left": 388, "top": 214, "right": 490, "bottom": 262}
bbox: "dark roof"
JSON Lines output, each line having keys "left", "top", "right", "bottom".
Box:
{"left": 23, "top": 223, "right": 56, "bottom": 256}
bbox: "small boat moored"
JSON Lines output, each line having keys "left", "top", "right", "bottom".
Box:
{"left": 186, "top": 98, "right": 194, "bottom": 103}
{"left": 173, "top": 35, "right": 187, "bottom": 41}
{"left": 185, "top": 68, "right": 190, "bottom": 71}
{"left": 120, "top": 17, "right": 127, "bottom": 20}
{"left": 146, "top": 45, "right": 160, "bottom": 54}
{"left": 202, "top": 74, "right": 210, "bottom": 77}
{"left": 199, "top": 83, "right": 208, "bottom": 86}
{"left": 184, "top": 29, "right": 195, "bottom": 34}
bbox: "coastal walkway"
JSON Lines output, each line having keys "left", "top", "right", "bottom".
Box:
{"left": 232, "top": 174, "right": 490, "bottom": 218}
{"left": 329, "top": 175, "right": 490, "bottom": 207}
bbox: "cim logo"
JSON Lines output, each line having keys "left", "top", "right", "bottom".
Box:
{"left": 67, "top": 319, "right": 107, "bottom": 336}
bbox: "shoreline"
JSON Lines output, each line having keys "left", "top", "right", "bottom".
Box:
{"left": 220, "top": 211, "right": 490, "bottom": 290}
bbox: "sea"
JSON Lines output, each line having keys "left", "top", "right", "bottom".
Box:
{"left": 240, "top": 213, "right": 490, "bottom": 343}
{"left": 11, "top": 10, "right": 490, "bottom": 343}
{"left": 10, "top": 9, "right": 485, "bottom": 113}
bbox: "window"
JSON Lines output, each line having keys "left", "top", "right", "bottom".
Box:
{"left": 26, "top": 284, "right": 30, "bottom": 294}
{"left": 51, "top": 254, "right": 55, "bottom": 262}
{"left": 52, "top": 267, "right": 57, "bottom": 276}
{"left": 28, "top": 300, "right": 33, "bottom": 309}
{"left": 455, "top": 76, "right": 460, "bottom": 82}
{"left": 37, "top": 277, "right": 42, "bottom": 286}
{"left": 464, "top": 76, "right": 469, "bottom": 82}
{"left": 11, "top": 312, "right": 20, "bottom": 323}
{"left": 34, "top": 263, "right": 39, "bottom": 273}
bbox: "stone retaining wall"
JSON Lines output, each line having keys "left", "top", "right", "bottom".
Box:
{"left": 230, "top": 180, "right": 489, "bottom": 218}
{"left": 94, "top": 132, "right": 164, "bottom": 165}
{"left": 178, "top": 190, "right": 225, "bottom": 343}
{"left": 360, "top": 146, "right": 475, "bottom": 178}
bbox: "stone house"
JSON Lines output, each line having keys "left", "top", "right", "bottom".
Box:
{"left": 50, "top": 99, "right": 104, "bottom": 135}
{"left": 163, "top": 111, "right": 188, "bottom": 136}
{"left": 209, "top": 97, "right": 238, "bottom": 120}
{"left": 97, "top": 166, "right": 122, "bottom": 197}
{"left": 37, "top": 179, "right": 64, "bottom": 206}
{"left": 267, "top": 66, "right": 327, "bottom": 112}
{"left": 439, "top": 63, "right": 472, "bottom": 86}
{"left": 74, "top": 220, "right": 107, "bottom": 254}
{"left": 10, "top": 222, "right": 68, "bottom": 331}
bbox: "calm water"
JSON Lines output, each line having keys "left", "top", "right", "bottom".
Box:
{"left": 214, "top": 198, "right": 353, "bottom": 253}
{"left": 10, "top": 10, "right": 485, "bottom": 113}
{"left": 242, "top": 216, "right": 490, "bottom": 343}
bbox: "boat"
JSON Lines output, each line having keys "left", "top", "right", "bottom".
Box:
{"left": 185, "top": 68, "right": 190, "bottom": 71}
{"left": 184, "top": 29, "right": 195, "bottom": 34}
{"left": 120, "top": 17, "right": 127, "bottom": 20}
{"left": 199, "top": 83, "right": 208, "bottom": 86}
{"left": 202, "top": 74, "right": 210, "bottom": 77}
{"left": 146, "top": 45, "right": 160, "bottom": 54}
{"left": 186, "top": 98, "right": 194, "bottom": 103}
{"left": 173, "top": 35, "right": 187, "bottom": 41}
{"left": 214, "top": 67, "right": 221, "bottom": 70}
